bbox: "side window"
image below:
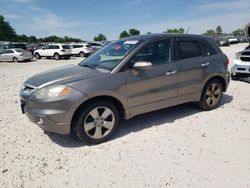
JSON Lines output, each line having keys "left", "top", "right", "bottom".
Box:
{"left": 131, "top": 40, "right": 171, "bottom": 67}
{"left": 5, "top": 50, "right": 14, "bottom": 54}
{"left": 43, "top": 45, "right": 49, "bottom": 50}
{"left": 54, "top": 45, "right": 60, "bottom": 49}
{"left": 202, "top": 40, "right": 217, "bottom": 56}
{"left": 177, "top": 41, "right": 202, "bottom": 59}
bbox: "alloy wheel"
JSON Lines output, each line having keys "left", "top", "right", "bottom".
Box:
{"left": 205, "top": 83, "right": 221, "bottom": 107}
{"left": 84, "top": 106, "right": 115, "bottom": 139}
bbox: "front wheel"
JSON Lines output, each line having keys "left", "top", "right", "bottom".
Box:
{"left": 54, "top": 53, "right": 60, "bottom": 60}
{"left": 198, "top": 79, "right": 223, "bottom": 110}
{"left": 13, "top": 57, "right": 18, "bottom": 62}
{"left": 35, "top": 53, "right": 41, "bottom": 59}
{"left": 74, "top": 100, "right": 120, "bottom": 144}
{"left": 79, "top": 51, "right": 85, "bottom": 57}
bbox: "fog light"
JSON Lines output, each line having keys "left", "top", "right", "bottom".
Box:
{"left": 37, "top": 118, "right": 44, "bottom": 125}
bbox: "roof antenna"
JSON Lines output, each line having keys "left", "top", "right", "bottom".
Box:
{"left": 186, "top": 27, "right": 190, "bottom": 34}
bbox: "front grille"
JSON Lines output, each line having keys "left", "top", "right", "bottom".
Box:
{"left": 240, "top": 57, "right": 250, "bottom": 62}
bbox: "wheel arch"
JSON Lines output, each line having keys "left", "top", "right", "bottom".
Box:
{"left": 204, "top": 75, "right": 227, "bottom": 92}
{"left": 70, "top": 95, "right": 126, "bottom": 133}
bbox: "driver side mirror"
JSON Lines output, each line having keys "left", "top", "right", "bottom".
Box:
{"left": 133, "top": 61, "right": 152, "bottom": 71}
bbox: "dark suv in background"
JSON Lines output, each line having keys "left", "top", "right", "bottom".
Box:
{"left": 20, "top": 34, "right": 230, "bottom": 144}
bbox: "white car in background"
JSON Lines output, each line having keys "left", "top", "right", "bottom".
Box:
{"left": 70, "top": 43, "right": 94, "bottom": 57}
{"left": 0, "top": 48, "right": 33, "bottom": 62}
{"left": 226, "top": 36, "right": 238, "bottom": 44}
{"left": 231, "top": 23, "right": 250, "bottom": 79}
{"left": 34, "top": 44, "right": 71, "bottom": 60}
{"left": 88, "top": 42, "right": 103, "bottom": 51}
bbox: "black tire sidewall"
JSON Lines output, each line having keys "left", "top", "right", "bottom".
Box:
{"left": 79, "top": 52, "right": 85, "bottom": 57}
{"left": 13, "top": 57, "right": 18, "bottom": 62}
{"left": 74, "top": 100, "right": 120, "bottom": 144}
{"left": 199, "top": 79, "right": 223, "bottom": 110}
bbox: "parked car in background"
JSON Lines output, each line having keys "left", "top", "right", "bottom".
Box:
{"left": 0, "top": 48, "right": 33, "bottom": 62}
{"left": 20, "top": 33, "right": 230, "bottom": 144}
{"left": 26, "top": 43, "right": 45, "bottom": 54}
{"left": 237, "top": 36, "right": 248, "bottom": 43}
{"left": 3, "top": 42, "right": 27, "bottom": 50}
{"left": 88, "top": 42, "right": 103, "bottom": 51}
{"left": 34, "top": 44, "right": 71, "bottom": 60}
{"left": 70, "top": 43, "right": 94, "bottom": 57}
{"left": 231, "top": 23, "right": 250, "bottom": 79}
{"left": 226, "top": 36, "right": 238, "bottom": 44}
{"left": 212, "top": 36, "right": 230, "bottom": 47}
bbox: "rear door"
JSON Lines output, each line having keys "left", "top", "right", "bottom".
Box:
{"left": 175, "top": 38, "right": 210, "bottom": 101}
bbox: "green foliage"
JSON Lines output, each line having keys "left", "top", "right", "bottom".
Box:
{"left": 232, "top": 28, "right": 244, "bottom": 36}
{"left": 216, "top": 25, "right": 222, "bottom": 34}
{"left": 119, "top": 29, "right": 140, "bottom": 38}
{"left": 0, "top": 15, "right": 17, "bottom": 41}
{"left": 119, "top": 31, "right": 130, "bottom": 38}
{"left": 128, "top": 28, "right": 140, "bottom": 36}
{"left": 203, "top": 29, "right": 216, "bottom": 36}
{"left": 165, "top": 28, "right": 185, "bottom": 34}
{"left": 93, "top": 33, "right": 107, "bottom": 42}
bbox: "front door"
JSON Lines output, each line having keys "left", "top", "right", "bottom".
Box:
{"left": 125, "top": 39, "right": 178, "bottom": 116}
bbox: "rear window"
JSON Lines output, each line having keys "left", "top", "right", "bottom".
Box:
{"left": 178, "top": 41, "right": 202, "bottom": 59}
{"left": 15, "top": 49, "right": 25, "bottom": 53}
{"left": 62, "top": 45, "right": 70, "bottom": 49}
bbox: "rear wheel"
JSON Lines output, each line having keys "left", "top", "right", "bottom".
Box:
{"left": 54, "top": 53, "right": 60, "bottom": 60}
{"left": 74, "top": 100, "right": 120, "bottom": 144}
{"left": 79, "top": 51, "right": 85, "bottom": 57}
{"left": 13, "top": 57, "right": 18, "bottom": 63}
{"left": 35, "top": 53, "right": 41, "bottom": 59}
{"left": 198, "top": 79, "right": 223, "bottom": 110}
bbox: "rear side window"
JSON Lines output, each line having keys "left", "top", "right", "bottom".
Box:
{"left": 62, "top": 45, "right": 70, "bottom": 49}
{"left": 178, "top": 41, "right": 202, "bottom": 59}
{"left": 202, "top": 40, "right": 218, "bottom": 56}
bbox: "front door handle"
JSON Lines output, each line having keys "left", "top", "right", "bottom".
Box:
{"left": 201, "top": 62, "right": 210, "bottom": 67}
{"left": 166, "top": 70, "right": 177, "bottom": 76}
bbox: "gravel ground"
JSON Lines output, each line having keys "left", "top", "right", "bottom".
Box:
{"left": 1, "top": 44, "right": 250, "bottom": 188}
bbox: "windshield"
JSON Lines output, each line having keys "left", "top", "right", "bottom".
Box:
{"left": 80, "top": 40, "right": 140, "bottom": 71}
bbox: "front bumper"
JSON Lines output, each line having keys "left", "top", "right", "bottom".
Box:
{"left": 231, "top": 59, "right": 250, "bottom": 74}
{"left": 20, "top": 88, "right": 89, "bottom": 135}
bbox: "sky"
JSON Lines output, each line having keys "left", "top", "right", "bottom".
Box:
{"left": 0, "top": 0, "right": 250, "bottom": 40}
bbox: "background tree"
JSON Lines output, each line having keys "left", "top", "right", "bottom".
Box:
{"left": 0, "top": 15, "right": 17, "bottom": 41}
{"left": 119, "top": 30, "right": 130, "bottom": 38}
{"left": 128, "top": 28, "right": 140, "bottom": 36}
{"left": 165, "top": 28, "right": 185, "bottom": 34}
{"left": 232, "top": 28, "right": 244, "bottom": 36}
{"left": 215, "top": 25, "right": 223, "bottom": 34}
{"left": 203, "top": 29, "right": 216, "bottom": 36}
{"left": 93, "top": 33, "right": 107, "bottom": 42}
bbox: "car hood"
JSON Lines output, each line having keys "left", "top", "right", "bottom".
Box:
{"left": 25, "top": 65, "right": 105, "bottom": 88}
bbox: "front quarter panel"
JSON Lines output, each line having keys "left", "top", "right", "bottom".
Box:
{"left": 66, "top": 72, "right": 128, "bottom": 109}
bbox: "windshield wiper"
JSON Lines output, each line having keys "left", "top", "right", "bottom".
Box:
{"left": 81, "top": 63, "right": 95, "bottom": 70}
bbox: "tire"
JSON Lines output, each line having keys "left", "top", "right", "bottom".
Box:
{"left": 231, "top": 74, "right": 239, "bottom": 81}
{"left": 35, "top": 53, "right": 41, "bottom": 59}
{"left": 54, "top": 53, "right": 60, "bottom": 60}
{"left": 198, "top": 79, "right": 223, "bottom": 110}
{"left": 13, "top": 57, "right": 18, "bottom": 63}
{"left": 74, "top": 100, "right": 120, "bottom": 144}
{"left": 79, "top": 51, "right": 85, "bottom": 57}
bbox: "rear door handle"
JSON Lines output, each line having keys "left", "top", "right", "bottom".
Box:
{"left": 201, "top": 62, "right": 210, "bottom": 67}
{"left": 166, "top": 70, "right": 177, "bottom": 76}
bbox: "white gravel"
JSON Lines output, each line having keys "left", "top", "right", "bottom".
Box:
{"left": 1, "top": 44, "right": 250, "bottom": 188}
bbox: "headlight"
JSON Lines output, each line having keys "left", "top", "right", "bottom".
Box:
{"left": 235, "top": 52, "right": 241, "bottom": 60}
{"left": 32, "top": 85, "right": 73, "bottom": 100}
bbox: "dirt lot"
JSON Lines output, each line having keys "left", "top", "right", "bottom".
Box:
{"left": 1, "top": 43, "right": 250, "bottom": 188}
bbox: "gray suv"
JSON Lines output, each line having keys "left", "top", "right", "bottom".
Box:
{"left": 20, "top": 34, "right": 230, "bottom": 144}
